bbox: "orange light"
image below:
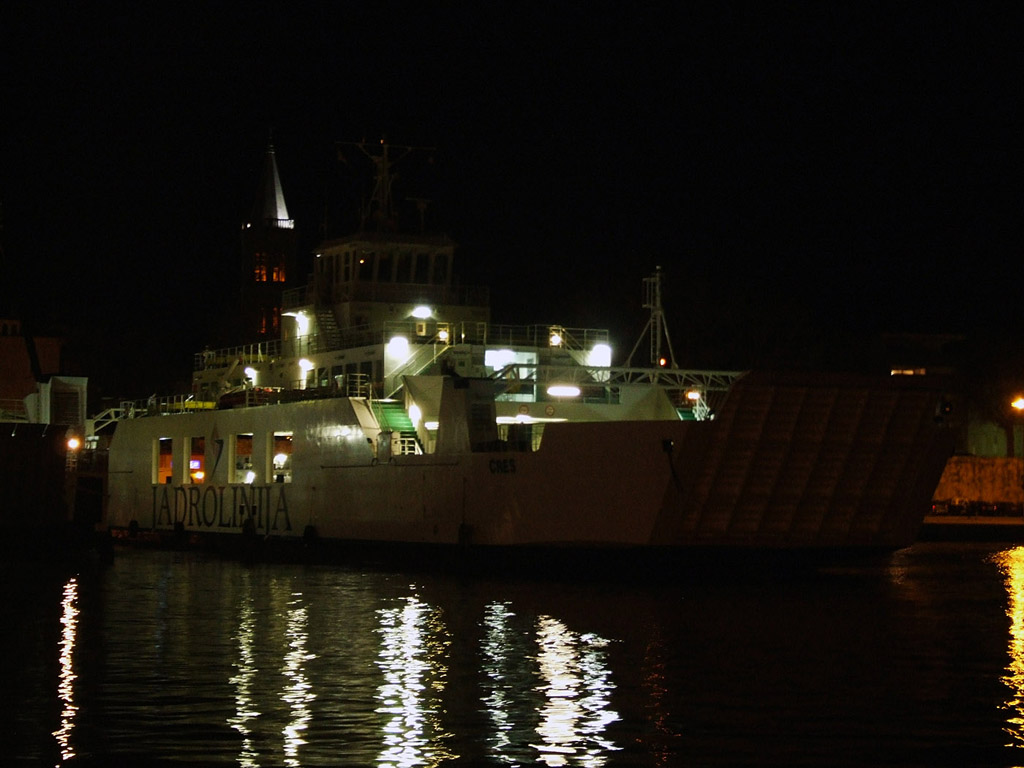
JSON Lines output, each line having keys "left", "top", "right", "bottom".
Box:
{"left": 1013, "top": 397, "right": 1024, "bottom": 411}
{"left": 658, "top": 357, "right": 667, "bottom": 367}
{"left": 67, "top": 437, "right": 81, "bottom": 451}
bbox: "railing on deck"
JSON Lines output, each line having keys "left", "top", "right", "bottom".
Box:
{"left": 0, "top": 398, "right": 28, "bottom": 421}
{"left": 282, "top": 282, "right": 489, "bottom": 311}
{"left": 194, "top": 321, "right": 613, "bottom": 372}
{"left": 493, "top": 364, "right": 745, "bottom": 420}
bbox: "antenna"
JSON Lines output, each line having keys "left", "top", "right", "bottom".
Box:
{"left": 337, "top": 138, "right": 435, "bottom": 231}
{"left": 626, "top": 266, "right": 678, "bottom": 368}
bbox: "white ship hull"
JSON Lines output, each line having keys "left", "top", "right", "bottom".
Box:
{"left": 104, "top": 371, "right": 954, "bottom": 554}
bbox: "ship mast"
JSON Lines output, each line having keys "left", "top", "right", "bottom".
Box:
{"left": 626, "top": 266, "right": 678, "bottom": 368}
{"left": 339, "top": 138, "right": 434, "bottom": 232}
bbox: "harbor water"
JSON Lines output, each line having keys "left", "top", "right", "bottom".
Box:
{"left": 5, "top": 540, "right": 1024, "bottom": 767}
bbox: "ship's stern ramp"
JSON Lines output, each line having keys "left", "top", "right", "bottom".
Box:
{"left": 654, "top": 371, "right": 955, "bottom": 550}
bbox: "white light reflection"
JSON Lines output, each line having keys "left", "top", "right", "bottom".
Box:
{"left": 53, "top": 577, "right": 79, "bottom": 764}
{"left": 532, "top": 616, "right": 620, "bottom": 766}
{"left": 994, "top": 546, "right": 1024, "bottom": 746}
{"left": 481, "top": 601, "right": 536, "bottom": 764}
{"left": 375, "top": 595, "right": 454, "bottom": 767}
{"left": 282, "top": 595, "right": 316, "bottom": 767}
{"left": 227, "top": 582, "right": 259, "bottom": 768}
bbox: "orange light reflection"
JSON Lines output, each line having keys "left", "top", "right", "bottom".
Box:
{"left": 993, "top": 546, "right": 1024, "bottom": 747}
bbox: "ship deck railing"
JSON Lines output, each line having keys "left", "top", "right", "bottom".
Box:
{"left": 282, "top": 281, "right": 489, "bottom": 311}
{"left": 109, "top": 395, "right": 218, "bottom": 420}
{"left": 0, "top": 398, "right": 29, "bottom": 421}
{"left": 493, "top": 364, "right": 745, "bottom": 418}
{"left": 194, "top": 322, "right": 612, "bottom": 371}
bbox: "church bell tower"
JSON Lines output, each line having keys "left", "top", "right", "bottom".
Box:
{"left": 239, "top": 143, "right": 296, "bottom": 341}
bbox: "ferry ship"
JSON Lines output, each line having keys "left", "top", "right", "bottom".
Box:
{"left": 94, "top": 141, "right": 955, "bottom": 559}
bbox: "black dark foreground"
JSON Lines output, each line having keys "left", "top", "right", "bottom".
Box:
{"left": 107, "top": 524, "right": 903, "bottom": 583}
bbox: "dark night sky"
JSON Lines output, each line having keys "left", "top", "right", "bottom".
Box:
{"left": 2, "top": 3, "right": 1023, "bottom": 395}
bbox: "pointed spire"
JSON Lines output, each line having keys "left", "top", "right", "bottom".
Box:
{"left": 253, "top": 143, "right": 294, "bottom": 230}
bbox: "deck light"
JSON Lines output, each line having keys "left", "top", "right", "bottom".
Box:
{"left": 547, "top": 385, "right": 581, "bottom": 398}
{"left": 408, "top": 403, "right": 422, "bottom": 426}
{"left": 244, "top": 367, "right": 257, "bottom": 384}
{"left": 411, "top": 305, "right": 432, "bottom": 319}
{"left": 1013, "top": 397, "right": 1024, "bottom": 411}
{"left": 686, "top": 390, "right": 702, "bottom": 401}
{"left": 588, "top": 343, "right": 612, "bottom": 367}
{"left": 485, "top": 349, "right": 515, "bottom": 370}
{"left": 386, "top": 336, "right": 410, "bottom": 361}
{"left": 283, "top": 311, "right": 310, "bottom": 336}
{"left": 67, "top": 436, "right": 81, "bottom": 451}
{"left": 549, "top": 327, "right": 564, "bottom": 347}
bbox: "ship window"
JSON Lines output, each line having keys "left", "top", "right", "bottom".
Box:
{"left": 431, "top": 254, "right": 446, "bottom": 284}
{"left": 378, "top": 250, "right": 393, "bottom": 282}
{"left": 232, "top": 433, "right": 254, "bottom": 484}
{"left": 358, "top": 252, "right": 374, "bottom": 281}
{"left": 396, "top": 252, "right": 411, "bottom": 282}
{"left": 155, "top": 437, "right": 173, "bottom": 485}
{"left": 414, "top": 253, "right": 429, "bottom": 283}
{"left": 272, "top": 431, "right": 293, "bottom": 483}
{"left": 190, "top": 437, "right": 206, "bottom": 483}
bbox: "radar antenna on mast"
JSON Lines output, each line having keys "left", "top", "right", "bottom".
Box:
{"left": 626, "top": 266, "right": 678, "bottom": 368}
{"left": 337, "top": 137, "right": 435, "bottom": 232}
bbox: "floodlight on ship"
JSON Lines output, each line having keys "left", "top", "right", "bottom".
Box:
{"left": 547, "top": 384, "right": 581, "bottom": 398}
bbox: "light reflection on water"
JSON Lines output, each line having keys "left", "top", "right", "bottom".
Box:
{"left": 12, "top": 544, "right": 1024, "bottom": 765}
{"left": 52, "top": 577, "right": 79, "bottom": 764}
{"left": 532, "top": 616, "right": 619, "bottom": 766}
{"left": 375, "top": 594, "right": 454, "bottom": 767}
{"left": 480, "top": 603, "right": 619, "bottom": 766}
{"left": 282, "top": 594, "right": 315, "bottom": 766}
{"left": 992, "top": 546, "right": 1024, "bottom": 746}
{"left": 227, "top": 571, "right": 258, "bottom": 768}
